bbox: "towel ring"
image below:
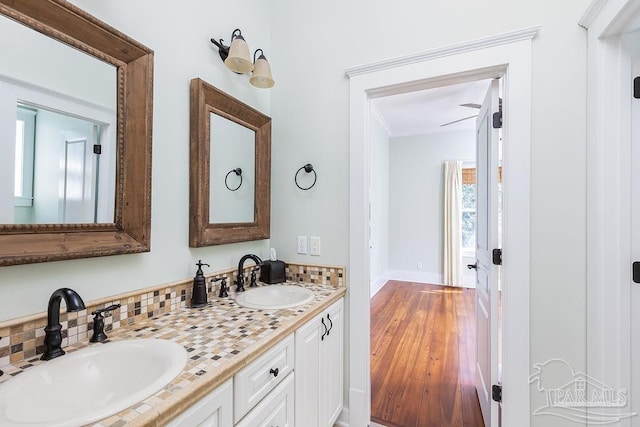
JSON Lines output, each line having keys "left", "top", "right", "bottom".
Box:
{"left": 225, "top": 168, "right": 243, "bottom": 191}
{"left": 295, "top": 163, "right": 317, "bottom": 190}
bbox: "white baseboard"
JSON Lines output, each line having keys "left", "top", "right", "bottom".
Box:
{"left": 385, "top": 269, "right": 476, "bottom": 289}
{"left": 369, "top": 273, "right": 389, "bottom": 298}
{"left": 462, "top": 273, "right": 476, "bottom": 288}
{"left": 388, "top": 269, "right": 443, "bottom": 285}
{"left": 334, "top": 407, "right": 349, "bottom": 427}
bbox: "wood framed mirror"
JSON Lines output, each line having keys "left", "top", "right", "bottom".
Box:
{"left": 0, "top": 0, "right": 153, "bottom": 266}
{"left": 189, "top": 78, "right": 270, "bottom": 246}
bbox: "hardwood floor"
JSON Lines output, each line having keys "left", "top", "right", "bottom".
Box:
{"left": 370, "top": 281, "right": 484, "bottom": 427}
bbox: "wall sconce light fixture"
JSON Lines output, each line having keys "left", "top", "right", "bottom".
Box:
{"left": 211, "top": 29, "right": 275, "bottom": 88}
{"left": 250, "top": 49, "right": 275, "bottom": 89}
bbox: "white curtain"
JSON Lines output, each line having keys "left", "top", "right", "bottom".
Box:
{"left": 443, "top": 161, "right": 463, "bottom": 287}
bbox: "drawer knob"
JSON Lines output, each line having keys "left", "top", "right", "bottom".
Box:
{"left": 270, "top": 367, "right": 279, "bottom": 377}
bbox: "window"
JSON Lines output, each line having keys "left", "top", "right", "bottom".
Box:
{"left": 14, "top": 106, "right": 36, "bottom": 207}
{"left": 461, "top": 167, "right": 476, "bottom": 252}
{"left": 461, "top": 166, "right": 503, "bottom": 253}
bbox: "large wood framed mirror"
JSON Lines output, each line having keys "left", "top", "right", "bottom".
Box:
{"left": 190, "top": 78, "right": 270, "bottom": 246}
{"left": 0, "top": 0, "right": 153, "bottom": 266}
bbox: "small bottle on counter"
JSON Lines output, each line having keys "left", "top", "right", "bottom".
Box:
{"left": 191, "top": 260, "right": 210, "bottom": 308}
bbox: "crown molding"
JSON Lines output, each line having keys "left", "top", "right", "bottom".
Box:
{"left": 579, "top": 0, "right": 609, "bottom": 28}
{"left": 344, "top": 26, "right": 541, "bottom": 77}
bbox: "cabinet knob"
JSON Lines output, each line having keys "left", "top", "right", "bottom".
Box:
{"left": 270, "top": 367, "right": 279, "bottom": 377}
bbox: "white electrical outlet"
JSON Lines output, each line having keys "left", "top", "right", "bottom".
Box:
{"left": 417, "top": 261, "right": 423, "bottom": 270}
{"left": 310, "top": 236, "right": 321, "bottom": 256}
{"left": 297, "top": 236, "right": 308, "bottom": 254}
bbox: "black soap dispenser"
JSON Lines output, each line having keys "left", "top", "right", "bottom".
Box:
{"left": 191, "top": 260, "right": 210, "bottom": 308}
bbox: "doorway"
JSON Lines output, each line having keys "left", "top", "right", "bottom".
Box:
{"left": 367, "top": 77, "right": 501, "bottom": 426}
{"left": 584, "top": 0, "right": 640, "bottom": 422}
{"left": 346, "top": 28, "right": 536, "bottom": 427}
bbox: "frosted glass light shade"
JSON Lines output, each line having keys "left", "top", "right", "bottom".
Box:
{"left": 225, "top": 36, "right": 253, "bottom": 73}
{"left": 250, "top": 56, "right": 275, "bottom": 88}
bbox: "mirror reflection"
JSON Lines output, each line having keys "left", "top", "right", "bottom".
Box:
{"left": 0, "top": 13, "right": 117, "bottom": 225}
{"left": 209, "top": 113, "right": 256, "bottom": 224}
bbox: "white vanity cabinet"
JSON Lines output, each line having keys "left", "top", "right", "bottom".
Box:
{"left": 295, "top": 298, "right": 344, "bottom": 427}
{"left": 166, "top": 297, "right": 345, "bottom": 427}
{"left": 167, "top": 378, "right": 233, "bottom": 427}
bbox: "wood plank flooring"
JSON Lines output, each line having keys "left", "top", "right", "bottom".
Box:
{"left": 370, "top": 281, "right": 484, "bottom": 427}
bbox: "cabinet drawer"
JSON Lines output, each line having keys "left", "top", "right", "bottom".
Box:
{"left": 235, "top": 372, "right": 294, "bottom": 427}
{"left": 234, "top": 333, "right": 294, "bottom": 423}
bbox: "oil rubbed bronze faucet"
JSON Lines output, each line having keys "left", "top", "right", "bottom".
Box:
{"left": 41, "top": 288, "right": 86, "bottom": 361}
{"left": 235, "top": 254, "right": 262, "bottom": 292}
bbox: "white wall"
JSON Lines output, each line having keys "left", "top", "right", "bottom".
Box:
{"left": 0, "top": 14, "right": 115, "bottom": 109}
{"left": 369, "top": 111, "right": 390, "bottom": 297}
{"left": 270, "top": 0, "right": 588, "bottom": 424}
{"left": 0, "top": 1, "right": 273, "bottom": 320}
{"left": 388, "top": 129, "right": 475, "bottom": 285}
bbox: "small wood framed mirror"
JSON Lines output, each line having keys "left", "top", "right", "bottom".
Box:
{"left": 189, "top": 78, "right": 271, "bottom": 246}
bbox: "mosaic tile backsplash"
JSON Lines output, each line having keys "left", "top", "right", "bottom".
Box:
{"left": 0, "top": 262, "right": 344, "bottom": 369}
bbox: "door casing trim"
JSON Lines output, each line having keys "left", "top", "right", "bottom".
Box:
{"left": 346, "top": 27, "right": 536, "bottom": 427}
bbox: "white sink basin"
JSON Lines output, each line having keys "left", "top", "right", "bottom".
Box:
{"left": 235, "top": 284, "right": 315, "bottom": 310}
{"left": 0, "top": 338, "right": 187, "bottom": 427}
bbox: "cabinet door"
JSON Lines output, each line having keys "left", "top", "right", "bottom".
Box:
{"left": 166, "top": 378, "right": 233, "bottom": 427}
{"left": 235, "top": 372, "right": 295, "bottom": 427}
{"left": 294, "top": 313, "right": 321, "bottom": 427}
{"left": 320, "top": 298, "right": 344, "bottom": 427}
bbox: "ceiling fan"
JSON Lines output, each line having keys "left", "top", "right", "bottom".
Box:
{"left": 440, "top": 102, "right": 482, "bottom": 127}
{"left": 440, "top": 103, "right": 481, "bottom": 127}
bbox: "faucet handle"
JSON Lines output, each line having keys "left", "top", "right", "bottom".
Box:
{"left": 90, "top": 304, "right": 120, "bottom": 343}
{"left": 92, "top": 304, "right": 120, "bottom": 316}
{"left": 249, "top": 268, "right": 259, "bottom": 287}
{"left": 212, "top": 277, "right": 228, "bottom": 298}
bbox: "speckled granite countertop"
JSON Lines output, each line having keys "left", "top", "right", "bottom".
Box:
{"left": 0, "top": 281, "right": 346, "bottom": 426}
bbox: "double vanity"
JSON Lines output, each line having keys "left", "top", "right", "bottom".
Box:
{"left": 0, "top": 268, "right": 346, "bottom": 426}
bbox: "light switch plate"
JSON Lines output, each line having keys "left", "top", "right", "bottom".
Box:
{"left": 297, "top": 236, "right": 308, "bottom": 254}
{"left": 309, "top": 236, "right": 321, "bottom": 256}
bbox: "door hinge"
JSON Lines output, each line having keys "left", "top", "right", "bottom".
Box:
{"left": 492, "top": 111, "right": 502, "bottom": 128}
{"left": 93, "top": 144, "right": 102, "bottom": 155}
{"left": 492, "top": 384, "right": 502, "bottom": 403}
{"left": 634, "top": 77, "right": 640, "bottom": 99}
{"left": 633, "top": 262, "right": 640, "bottom": 283}
{"left": 492, "top": 248, "right": 502, "bottom": 266}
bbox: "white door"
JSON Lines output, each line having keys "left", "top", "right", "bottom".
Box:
{"left": 59, "top": 125, "right": 97, "bottom": 223}
{"left": 630, "top": 30, "right": 640, "bottom": 420}
{"left": 475, "top": 79, "right": 500, "bottom": 427}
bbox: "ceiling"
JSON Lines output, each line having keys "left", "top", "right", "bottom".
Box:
{"left": 371, "top": 79, "right": 493, "bottom": 137}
